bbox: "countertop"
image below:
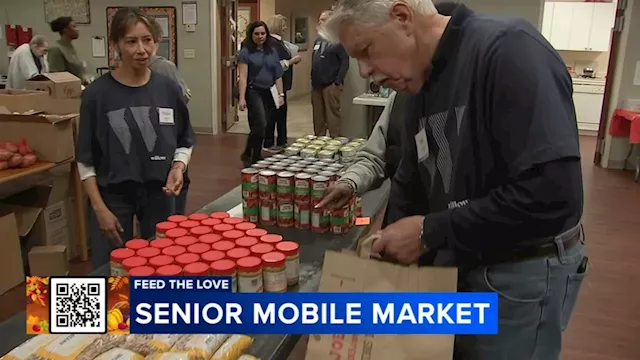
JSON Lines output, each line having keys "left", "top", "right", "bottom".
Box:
{"left": 0, "top": 180, "right": 391, "bottom": 360}
{"left": 572, "top": 76, "right": 606, "bottom": 86}
{"left": 353, "top": 93, "right": 394, "bottom": 107}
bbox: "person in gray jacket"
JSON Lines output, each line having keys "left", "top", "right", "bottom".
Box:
{"left": 316, "top": 91, "right": 408, "bottom": 226}
{"left": 149, "top": 19, "right": 192, "bottom": 214}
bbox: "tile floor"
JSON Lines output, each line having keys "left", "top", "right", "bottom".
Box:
{"left": 228, "top": 96, "right": 315, "bottom": 139}
{"left": 0, "top": 134, "right": 639, "bottom": 360}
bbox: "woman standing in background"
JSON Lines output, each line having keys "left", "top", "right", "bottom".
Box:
{"left": 237, "top": 21, "right": 284, "bottom": 167}
{"left": 263, "top": 14, "right": 302, "bottom": 152}
{"left": 76, "top": 7, "right": 195, "bottom": 268}
{"left": 149, "top": 20, "right": 192, "bottom": 215}
{"left": 47, "top": 16, "right": 92, "bottom": 84}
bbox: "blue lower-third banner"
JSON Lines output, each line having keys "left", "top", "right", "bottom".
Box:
{"left": 129, "top": 277, "right": 498, "bottom": 334}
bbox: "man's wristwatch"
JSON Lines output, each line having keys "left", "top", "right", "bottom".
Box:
{"left": 337, "top": 178, "right": 357, "bottom": 196}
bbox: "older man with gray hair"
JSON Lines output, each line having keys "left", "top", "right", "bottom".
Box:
{"left": 320, "top": 1, "right": 587, "bottom": 359}
{"left": 6, "top": 35, "right": 49, "bottom": 89}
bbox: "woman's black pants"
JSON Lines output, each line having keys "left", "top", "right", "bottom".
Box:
{"left": 244, "top": 87, "right": 274, "bottom": 162}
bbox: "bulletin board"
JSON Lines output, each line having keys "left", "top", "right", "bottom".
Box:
{"left": 106, "top": 7, "right": 178, "bottom": 67}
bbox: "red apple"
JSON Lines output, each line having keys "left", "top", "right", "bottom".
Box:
{"left": 32, "top": 325, "right": 40, "bottom": 332}
{"left": 118, "top": 323, "right": 128, "bottom": 330}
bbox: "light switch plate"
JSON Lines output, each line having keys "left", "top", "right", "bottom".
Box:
{"left": 183, "top": 49, "right": 196, "bottom": 59}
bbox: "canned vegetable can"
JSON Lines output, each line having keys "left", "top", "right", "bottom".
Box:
{"left": 260, "top": 200, "right": 277, "bottom": 226}
{"left": 277, "top": 201, "right": 294, "bottom": 228}
{"left": 276, "top": 171, "right": 295, "bottom": 200}
{"left": 241, "top": 168, "right": 259, "bottom": 200}
{"left": 284, "top": 147, "right": 301, "bottom": 156}
{"left": 294, "top": 200, "right": 311, "bottom": 230}
{"left": 311, "top": 175, "right": 330, "bottom": 204}
{"left": 311, "top": 206, "right": 329, "bottom": 233}
{"left": 258, "top": 170, "right": 277, "bottom": 201}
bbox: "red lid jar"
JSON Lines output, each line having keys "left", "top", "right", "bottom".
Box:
{"left": 122, "top": 256, "right": 147, "bottom": 273}
{"left": 261, "top": 251, "right": 287, "bottom": 292}
{"left": 237, "top": 256, "right": 262, "bottom": 273}
{"left": 211, "top": 259, "right": 236, "bottom": 276}
{"left": 110, "top": 248, "right": 135, "bottom": 276}
{"left": 237, "top": 256, "right": 264, "bottom": 293}
{"left": 187, "top": 243, "right": 211, "bottom": 255}
{"left": 250, "top": 243, "right": 275, "bottom": 257}
{"left": 212, "top": 224, "right": 234, "bottom": 234}
{"left": 155, "top": 221, "right": 177, "bottom": 237}
{"left": 201, "top": 218, "right": 222, "bottom": 227}
{"left": 260, "top": 234, "right": 284, "bottom": 245}
{"left": 150, "top": 238, "right": 174, "bottom": 250}
{"left": 156, "top": 264, "right": 183, "bottom": 276}
{"left": 175, "top": 253, "right": 200, "bottom": 267}
{"left": 149, "top": 255, "right": 174, "bottom": 268}
{"left": 202, "top": 250, "right": 226, "bottom": 263}
{"left": 129, "top": 266, "right": 155, "bottom": 276}
{"left": 188, "top": 213, "right": 210, "bottom": 221}
{"left": 226, "top": 247, "right": 251, "bottom": 261}
{"left": 275, "top": 241, "right": 300, "bottom": 256}
{"left": 210, "top": 212, "right": 230, "bottom": 220}
{"left": 246, "top": 228, "right": 268, "bottom": 238}
{"left": 165, "top": 228, "right": 189, "bottom": 240}
{"left": 125, "top": 239, "right": 149, "bottom": 250}
{"left": 168, "top": 214, "right": 188, "bottom": 223}
{"left": 235, "top": 222, "right": 257, "bottom": 232}
{"left": 235, "top": 236, "right": 259, "bottom": 249}
{"left": 175, "top": 236, "right": 199, "bottom": 247}
{"left": 184, "top": 262, "right": 210, "bottom": 276}
{"left": 179, "top": 220, "right": 200, "bottom": 232}
{"left": 222, "top": 230, "right": 245, "bottom": 241}
{"left": 190, "top": 226, "right": 212, "bottom": 237}
{"left": 199, "top": 233, "right": 222, "bottom": 245}
{"left": 162, "top": 245, "right": 187, "bottom": 257}
{"left": 212, "top": 240, "right": 236, "bottom": 252}
{"left": 136, "top": 247, "right": 161, "bottom": 259}
{"left": 222, "top": 217, "right": 244, "bottom": 225}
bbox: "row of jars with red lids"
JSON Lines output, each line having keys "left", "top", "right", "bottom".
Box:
{"left": 109, "top": 211, "right": 300, "bottom": 293}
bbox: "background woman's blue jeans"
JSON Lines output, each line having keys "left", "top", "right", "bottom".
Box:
{"left": 88, "top": 183, "right": 173, "bottom": 269}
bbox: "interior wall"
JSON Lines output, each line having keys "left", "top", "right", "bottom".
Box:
{"left": 0, "top": 0, "right": 214, "bottom": 133}
{"left": 602, "top": 0, "right": 640, "bottom": 169}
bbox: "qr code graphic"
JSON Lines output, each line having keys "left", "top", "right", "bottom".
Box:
{"left": 49, "top": 277, "right": 107, "bottom": 334}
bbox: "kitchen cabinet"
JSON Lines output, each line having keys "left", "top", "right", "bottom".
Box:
{"left": 542, "top": 2, "right": 616, "bottom": 52}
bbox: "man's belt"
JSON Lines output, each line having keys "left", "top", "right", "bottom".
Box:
{"left": 474, "top": 224, "right": 583, "bottom": 265}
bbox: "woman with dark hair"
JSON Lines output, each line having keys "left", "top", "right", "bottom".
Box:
{"left": 47, "top": 16, "right": 90, "bottom": 83}
{"left": 76, "top": 7, "right": 195, "bottom": 268}
{"left": 238, "top": 21, "right": 285, "bottom": 167}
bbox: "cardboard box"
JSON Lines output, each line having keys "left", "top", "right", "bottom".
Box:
{"left": 0, "top": 89, "right": 50, "bottom": 113}
{"left": 0, "top": 111, "right": 76, "bottom": 163}
{"left": 26, "top": 72, "right": 81, "bottom": 99}
{"left": 0, "top": 211, "right": 25, "bottom": 295}
{"left": 28, "top": 245, "right": 68, "bottom": 276}
{"left": 3, "top": 166, "right": 77, "bottom": 261}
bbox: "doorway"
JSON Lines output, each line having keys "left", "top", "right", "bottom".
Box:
{"left": 219, "top": 0, "right": 240, "bottom": 132}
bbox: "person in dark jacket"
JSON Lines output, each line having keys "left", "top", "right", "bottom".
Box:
{"left": 263, "top": 15, "right": 303, "bottom": 152}
{"left": 311, "top": 10, "right": 350, "bottom": 137}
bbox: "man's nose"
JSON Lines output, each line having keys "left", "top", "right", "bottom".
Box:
{"left": 358, "top": 60, "right": 373, "bottom": 79}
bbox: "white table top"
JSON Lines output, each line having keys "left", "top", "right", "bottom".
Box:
{"left": 353, "top": 93, "right": 392, "bottom": 107}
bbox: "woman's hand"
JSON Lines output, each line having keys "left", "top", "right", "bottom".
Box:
{"left": 291, "top": 54, "right": 302, "bottom": 65}
{"left": 278, "top": 95, "right": 285, "bottom": 107}
{"left": 95, "top": 207, "right": 123, "bottom": 246}
{"left": 239, "top": 98, "right": 247, "bottom": 111}
{"left": 164, "top": 162, "right": 185, "bottom": 196}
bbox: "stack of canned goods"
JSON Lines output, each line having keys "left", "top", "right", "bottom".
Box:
{"left": 283, "top": 135, "right": 367, "bottom": 166}
{"left": 240, "top": 135, "right": 365, "bottom": 235}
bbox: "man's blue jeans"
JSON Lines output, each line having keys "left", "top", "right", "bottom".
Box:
{"left": 454, "top": 224, "right": 587, "bottom": 359}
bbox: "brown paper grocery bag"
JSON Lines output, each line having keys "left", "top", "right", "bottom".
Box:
{"left": 306, "top": 234, "right": 458, "bottom": 360}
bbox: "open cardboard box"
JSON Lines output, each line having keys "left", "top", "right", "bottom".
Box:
{"left": 25, "top": 72, "right": 81, "bottom": 99}
{"left": 0, "top": 107, "right": 77, "bottom": 163}
{"left": 0, "top": 209, "right": 25, "bottom": 295}
{"left": 0, "top": 89, "right": 50, "bottom": 113}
